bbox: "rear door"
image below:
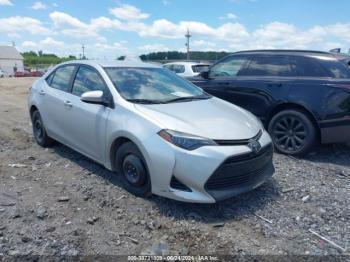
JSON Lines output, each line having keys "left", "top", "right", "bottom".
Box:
{"left": 63, "top": 65, "right": 112, "bottom": 162}
{"left": 41, "top": 65, "right": 77, "bottom": 145}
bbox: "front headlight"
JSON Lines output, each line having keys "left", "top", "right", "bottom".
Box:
{"left": 158, "top": 129, "right": 217, "bottom": 150}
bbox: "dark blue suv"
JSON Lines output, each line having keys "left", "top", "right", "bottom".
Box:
{"left": 190, "top": 50, "right": 350, "bottom": 156}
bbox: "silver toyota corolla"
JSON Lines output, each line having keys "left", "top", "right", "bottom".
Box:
{"left": 28, "top": 60, "right": 274, "bottom": 203}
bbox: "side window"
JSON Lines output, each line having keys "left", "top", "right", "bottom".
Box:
{"left": 243, "top": 56, "right": 291, "bottom": 77}
{"left": 289, "top": 56, "right": 328, "bottom": 77}
{"left": 316, "top": 58, "right": 350, "bottom": 78}
{"left": 164, "top": 65, "right": 175, "bottom": 72}
{"left": 50, "top": 66, "right": 75, "bottom": 92}
{"left": 209, "top": 56, "right": 247, "bottom": 78}
{"left": 173, "top": 65, "right": 185, "bottom": 74}
{"left": 72, "top": 66, "right": 107, "bottom": 96}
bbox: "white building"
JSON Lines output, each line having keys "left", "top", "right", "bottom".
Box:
{"left": 0, "top": 46, "right": 24, "bottom": 76}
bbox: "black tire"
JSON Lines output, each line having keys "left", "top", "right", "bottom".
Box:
{"left": 31, "top": 110, "right": 54, "bottom": 147}
{"left": 115, "top": 142, "right": 152, "bottom": 198}
{"left": 268, "top": 109, "right": 317, "bottom": 156}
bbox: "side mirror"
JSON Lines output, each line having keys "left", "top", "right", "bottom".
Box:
{"left": 199, "top": 70, "right": 210, "bottom": 79}
{"left": 81, "top": 90, "right": 105, "bottom": 105}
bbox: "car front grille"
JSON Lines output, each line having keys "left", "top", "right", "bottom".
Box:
{"left": 205, "top": 144, "right": 273, "bottom": 191}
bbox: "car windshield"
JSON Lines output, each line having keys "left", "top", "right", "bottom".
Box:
{"left": 104, "top": 67, "right": 210, "bottom": 104}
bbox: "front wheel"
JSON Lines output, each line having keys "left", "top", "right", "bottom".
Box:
{"left": 115, "top": 142, "right": 152, "bottom": 198}
{"left": 268, "top": 109, "right": 317, "bottom": 156}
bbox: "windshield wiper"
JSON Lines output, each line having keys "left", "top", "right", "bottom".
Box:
{"left": 164, "top": 95, "right": 211, "bottom": 103}
{"left": 126, "top": 99, "right": 166, "bottom": 104}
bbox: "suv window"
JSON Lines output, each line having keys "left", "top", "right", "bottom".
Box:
{"left": 289, "top": 56, "right": 328, "bottom": 77}
{"left": 50, "top": 66, "right": 75, "bottom": 92}
{"left": 316, "top": 57, "right": 350, "bottom": 78}
{"left": 209, "top": 56, "right": 247, "bottom": 78}
{"left": 243, "top": 56, "right": 291, "bottom": 77}
{"left": 72, "top": 66, "right": 107, "bottom": 96}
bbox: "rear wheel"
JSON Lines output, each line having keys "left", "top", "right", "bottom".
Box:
{"left": 115, "top": 142, "right": 152, "bottom": 197}
{"left": 268, "top": 109, "right": 317, "bottom": 156}
{"left": 31, "top": 110, "right": 54, "bottom": 147}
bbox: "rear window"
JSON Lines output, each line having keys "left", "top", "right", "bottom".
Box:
{"left": 192, "top": 65, "right": 210, "bottom": 73}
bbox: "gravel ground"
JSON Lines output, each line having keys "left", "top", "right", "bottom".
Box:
{"left": 0, "top": 78, "right": 349, "bottom": 259}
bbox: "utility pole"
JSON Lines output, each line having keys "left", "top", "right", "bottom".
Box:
{"left": 82, "top": 44, "right": 86, "bottom": 59}
{"left": 185, "top": 28, "right": 191, "bottom": 61}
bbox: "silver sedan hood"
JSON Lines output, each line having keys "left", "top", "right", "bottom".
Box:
{"left": 135, "top": 97, "right": 261, "bottom": 140}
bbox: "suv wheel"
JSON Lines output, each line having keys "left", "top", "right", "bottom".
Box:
{"left": 115, "top": 142, "right": 152, "bottom": 197}
{"left": 268, "top": 109, "right": 317, "bottom": 156}
{"left": 31, "top": 110, "right": 54, "bottom": 147}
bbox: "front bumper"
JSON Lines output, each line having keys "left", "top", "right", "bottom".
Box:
{"left": 142, "top": 129, "right": 274, "bottom": 203}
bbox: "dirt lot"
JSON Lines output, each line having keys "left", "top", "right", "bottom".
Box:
{"left": 0, "top": 77, "right": 349, "bottom": 258}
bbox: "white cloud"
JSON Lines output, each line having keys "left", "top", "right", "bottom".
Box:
{"left": 31, "top": 1, "right": 47, "bottom": 10}
{"left": 219, "top": 13, "right": 238, "bottom": 20}
{"left": 49, "top": 11, "right": 121, "bottom": 40}
{"left": 0, "top": 0, "right": 13, "bottom": 6}
{"left": 137, "top": 44, "right": 169, "bottom": 52}
{"left": 109, "top": 4, "right": 149, "bottom": 21}
{"left": 0, "top": 16, "right": 52, "bottom": 36}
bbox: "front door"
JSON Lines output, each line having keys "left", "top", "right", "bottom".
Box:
{"left": 63, "top": 65, "right": 112, "bottom": 162}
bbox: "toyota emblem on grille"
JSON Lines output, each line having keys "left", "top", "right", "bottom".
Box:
{"left": 248, "top": 139, "right": 262, "bottom": 154}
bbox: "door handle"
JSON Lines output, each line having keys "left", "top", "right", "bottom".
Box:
{"left": 64, "top": 100, "right": 73, "bottom": 108}
{"left": 39, "top": 90, "right": 45, "bottom": 96}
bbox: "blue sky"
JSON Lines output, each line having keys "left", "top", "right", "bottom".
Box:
{"left": 1, "top": 0, "right": 350, "bottom": 58}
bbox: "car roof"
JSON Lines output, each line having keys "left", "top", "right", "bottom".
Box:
{"left": 61, "top": 60, "right": 162, "bottom": 69}
{"left": 232, "top": 49, "right": 335, "bottom": 57}
{"left": 164, "top": 61, "right": 210, "bottom": 66}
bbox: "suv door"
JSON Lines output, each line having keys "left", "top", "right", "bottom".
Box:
{"left": 236, "top": 55, "right": 293, "bottom": 119}
{"left": 41, "top": 65, "right": 76, "bottom": 145}
{"left": 195, "top": 55, "right": 249, "bottom": 104}
{"left": 64, "top": 65, "right": 113, "bottom": 162}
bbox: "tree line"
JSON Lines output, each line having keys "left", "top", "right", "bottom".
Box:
{"left": 139, "top": 51, "right": 231, "bottom": 61}
{"left": 22, "top": 51, "right": 77, "bottom": 68}
{"left": 22, "top": 50, "right": 231, "bottom": 67}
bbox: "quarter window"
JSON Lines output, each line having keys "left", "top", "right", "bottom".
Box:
{"left": 72, "top": 66, "right": 107, "bottom": 96}
{"left": 50, "top": 66, "right": 75, "bottom": 92}
{"left": 209, "top": 56, "right": 247, "bottom": 78}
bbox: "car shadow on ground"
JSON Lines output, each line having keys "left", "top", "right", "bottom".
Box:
{"left": 52, "top": 142, "right": 125, "bottom": 190}
{"left": 51, "top": 142, "right": 281, "bottom": 224}
{"left": 302, "top": 143, "right": 350, "bottom": 168}
{"left": 149, "top": 179, "right": 280, "bottom": 224}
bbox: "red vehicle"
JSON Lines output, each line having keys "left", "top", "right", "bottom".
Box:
{"left": 15, "top": 70, "right": 31, "bottom": 77}
{"left": 31, "top": 71, "right": 44, "bottom": 77}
